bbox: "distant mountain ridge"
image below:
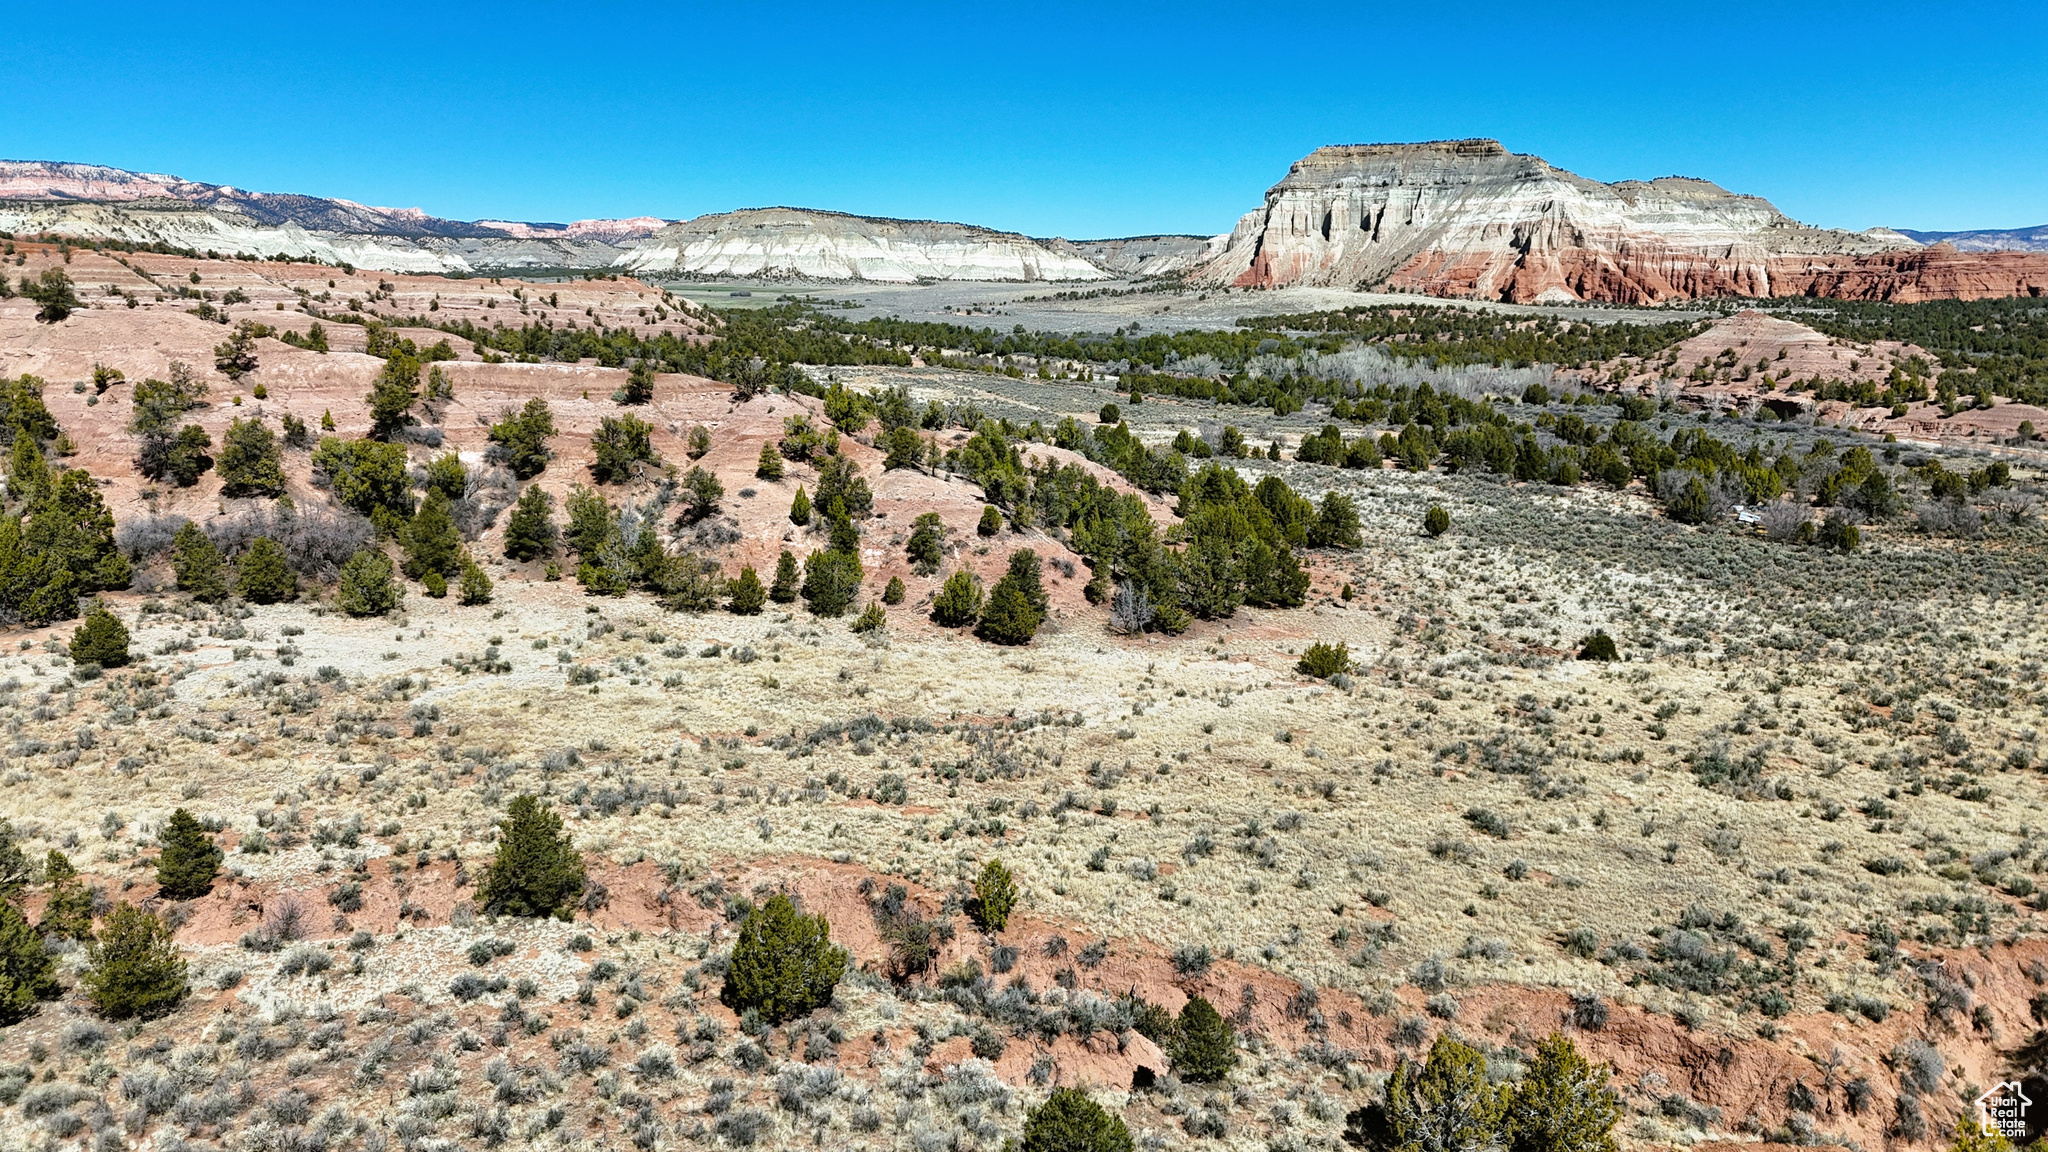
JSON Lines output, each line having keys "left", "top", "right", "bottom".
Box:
{"left": 0, "top": 160, "right": 1113, "bottom": 282}
{"left": 1894, "top": 225, "right": 2048, "bottom": 253}
{"left": 2, "top": 154, "right": 2045, "bottom": 301}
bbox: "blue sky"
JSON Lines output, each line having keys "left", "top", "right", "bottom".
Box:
{"left": 3, "top": 1, "right": 2041, "bottom": 238}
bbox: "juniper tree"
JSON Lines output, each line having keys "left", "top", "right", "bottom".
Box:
{"left": 906, "top": 512, "right": 944, "bottom": 574}
{"left": 1171, "top": 996, "right": 1237, "bottom": 1082}
{"left": 755, "top": 441, "right": 784, "bottom": 480}
{"left": 769, "top": 550, "right": 800, "bottom": 603}
{"left": 402, "top": 488, "right": 464, "bottom": 580}
{"left": 0, "top": 902, "right": 58, "bottom": 1023}
{"left": 789, "top": 485, "right": 811, "bottom": 526}
{"left": 618, "top": 359, "right": 656, "bottom": 405}
{"left": 366, "top": 353, "right": 420, "bottom": 440}
{"left": 172, "top": 522, "right": 229, "bottom": 602}
{"left": 931, "top": 571, "right": 984, "bottom": 627}
{"left": 69, "top": 603, "right": 129, "bottom": 668}
{"left": 801, "top": 549, "right": 862, "bottom": 617}
{"left": 882, "top": 576, "right": 905, "bottom": 605}
{"left": 1380, "top": 1036, "right": 1505, "bottom": 1152}
{"left": 488, "top": 398, "right": 555, "bottom": 478}
{"left": 217, "top": 416, "right": 285, "bottom": 497}
{"left": 478, "top": 795, "right": 586, "bottom": 919}
{"left": 720, "top": 894, "right": 847, "bottom": 1024}
{"left": 236, "top": 536, "right": 297, "bottom": 604}
{"left": 458, "top": 557, "right": 494, "bottom": 605}
{"left": 336, "top": 548, "right": 400, "bottom": 616}
{"left": 975, "top": 577, "right": 1039, "bottom": 645}
{"left": 1022, "top": 1088, "right": 1133, "bottom": 1152}
{"left": 977, "top": 504, "right": 1002, "bottom": 536}
{"left": 503, "top": 485, "right": 557, "bottom": 561}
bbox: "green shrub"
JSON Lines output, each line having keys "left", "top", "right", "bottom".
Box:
{"left": 970, "top": 859, "right": 1017, "bottom": 932}
{"left": 69, "top": 604, "right": 129, "bottom": 668}
{"left": 488, "top": 398, "right": 555, "bottom": 479}
{"left": 1577, "top": 631, "right": 1618, "bottom": 662}
{"left": 81, "top": 904, "right": 187, "bottom": 1019}
{"left": 1424, "top": 505, "right": 1450, "bottom": 537}
{"left": 477, "top": 795, "right": 586, "bottom": 919}
{"left": 155, "top": 808, "right": 221, "bottom": 900}
{"left": 726, "top": 566, "right": 766, "bottom": 614}
{"left": 789, "top": 485, "right": 811, "bottom": 526}
{"left": 590, "top": 414, "right": 657, "bottom": 483}
{"left": 1297, "top": 641, "right": 1351, "bottom": 679}
{"left": 906, "top": 512, "right": 944, "bottom": 574}
{"left": 618, "top": 359, "right": 656, "bottom": 405}
{"left": 850, "top": 602, "right": 886, "bottom": 633}
{"left": 1376, "top": 1037, "right": 1505, "bottom": 1152}
{"left": 0, "top": 902, "right": 59, "bottom": 1023}
{"left": 679, "top": 466, "right": 724, "bottom": 523}
{"left": 423, "top": 451, "right": 468, "bottom": 500}
{"left": 977, "top": 505, "right": 1003, "bottom": 537}
{"left": 236, "top": 537, "right": 297, "bottom": 603}
{"left": 882, "top": 576, "right": 905, "bottom": 605}
{"left": 1663, "top": 474, "right": 1711, "bottom": 525}
{"left": 755, "top": 442, "right": 784, "bottom": 480}
{"left": 1098, "top": 403, "right": 1121, "bottom": 424}
{"left": 1170, "top": 995, "right": 1237, "bottom": 1082}
{"left": 931, "top": 571, "right": 984, "bottom": 627}
{"left": 721, "top": 894, "right": 847, "bottom": 1024}
{"left": 422, "top": 571, "right": 447, "bottom": 597}
{"left": 458, "top": 559, "right": 493, "bottom": 605}
{"left": 336, "top": 548, "right": 400, "bottom": 617}
{"left": 172, "top": 522, "right": 229, "bottom": 602}
{"left": 1022, "top": 1087, "right": 1133, "bottom": 1152}
{"left": 503, "top": 485, "right": 557, "bottom": 561}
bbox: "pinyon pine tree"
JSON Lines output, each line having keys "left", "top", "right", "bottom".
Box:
{"left": 82, "top": 904, "right": 186, "bottom": 1019}
{"left": 1505, "top": 1034, "right": 1620, "bottom": 1152}
{"left": 1171, "top": 995, "right": 1237, "bottom": 1082}
{"left": 155, "top": 808, "right": 222, "bottom": 900}
{"left": 38, "top": 850, "right": 93, "bottom": 940}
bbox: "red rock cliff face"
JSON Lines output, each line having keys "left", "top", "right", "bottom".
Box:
{"left": 1198, "top": 140, "right": 2048, "bottom": 304}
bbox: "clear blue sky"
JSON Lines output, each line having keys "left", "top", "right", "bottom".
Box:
{"left": 4, "top": 1, "right": 2042, "bottom": 238}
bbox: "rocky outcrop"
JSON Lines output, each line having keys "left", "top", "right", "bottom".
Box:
{"left": 1193, "top": 140, "right": 2048, "bottom": 303}
{"left": 615, "top": 207, "right": 1109, "bottom": 283}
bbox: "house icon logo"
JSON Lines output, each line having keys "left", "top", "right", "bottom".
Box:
{"left": 1977, "top": 1082, "right": 2032, "bottom": 1140}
